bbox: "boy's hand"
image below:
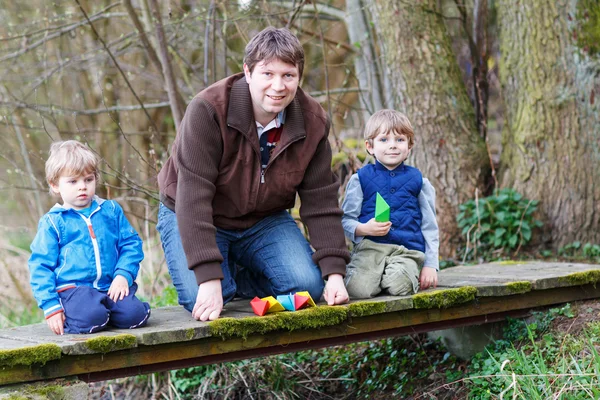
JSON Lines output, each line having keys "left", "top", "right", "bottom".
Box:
{"left": 108, "top": 275, "right": 129, "bottom": 302}
{"left": 192, "top": 279, "right": 223, "bottom": 321}
{"left": 47, "top": 312, "right": 65, "bottom": 335}
{"left": 419, "top": 267, "right": 438, "bottom": 290}
{"left": 356, "top": 218, "right": 392, "bottom": 237}
{"left": 323, "top": 273, "right": 349, "bottom": 305}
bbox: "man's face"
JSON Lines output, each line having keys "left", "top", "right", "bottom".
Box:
{"left": 244, "top": 59, "right": 300, "bottom": 126}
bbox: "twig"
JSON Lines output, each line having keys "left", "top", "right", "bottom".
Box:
{"left": 0, "top": 3, "right": 122, "bottom": 63}
{"left": 0, "top": 100, "right": 171, "bottom": 116}
{"left": 310, "top": 1, "right": 342, "bottom": 154}
{"left": 122, "top": 0, "right": 164, "bottom": 75}
{"left": 512, "top": 199, "right": 535, "bottom": 257}
{"left": 203, "top": 1, "right": 215, "bottom": 87}
{"left": 94, "top": 72, "right": 155, "bottom": 172}
{"left": 74, "top": 0, "right": 161, "bottom": 170}
{"left": 148, "top": 0, "right": 184, "bottom": 130}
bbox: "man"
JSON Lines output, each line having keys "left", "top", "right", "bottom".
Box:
{"left": 157, "top": 27, "right": 350, "bottom": 321}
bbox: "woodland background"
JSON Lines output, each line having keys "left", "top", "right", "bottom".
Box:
{"left": 2, "top": 0, "right": 599, "bottom": 300}
{"left": 0, "top": 1, "right": 599, "bottom": 397}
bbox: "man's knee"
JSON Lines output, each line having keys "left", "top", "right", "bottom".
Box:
{"left": 271, "top": 266, "right": 324, "bottom": 302}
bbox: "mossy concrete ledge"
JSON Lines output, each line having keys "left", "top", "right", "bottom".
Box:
{"left": 0, "top": 344, "right": 61, "bottom": 368}
{"left": 505, "top": 281, "right": 533, "bottom": 295}
{"left": 85, "top": 334, "right": 137, "bottom": 353}
{"left": 412, "top": 287, "right": 478, "bottom": 309}
{"left": 0, "top": 379, "right": 88, "bottom": 400}
{"left": 209, "top": 306, "right": 348, "bottom": 339}
{"left": 348, "top": 301, "right": 387, "bottom": 317}
{"left": 558, "top": 270, "right": 600, "bottom": 287}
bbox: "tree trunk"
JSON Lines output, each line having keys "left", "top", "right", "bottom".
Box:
{"left": 370, "top": 0, "right": 489, "bottom": 257}
{"left": 498, "top": 0, "right": 600, "bottom": 248}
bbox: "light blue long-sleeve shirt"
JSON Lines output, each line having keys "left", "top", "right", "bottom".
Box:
{"left": 341, "top": 173, "right": 440, "bottom": 270}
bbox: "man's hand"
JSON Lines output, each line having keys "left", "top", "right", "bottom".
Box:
{"left": 47, "top": 312, "right": 65, "bottom": 335}
{"left": 108, "top": 275, "right": 130, "bottom": 302}
{"left": 355, "top": 218, "right": 392, "bottom": 237}
{"left": 419, "top": 267, "right": 438, "bottom": 290}
{"left": 323, "top": 273, "right": 349, "bottom": 305}
{"left": 192, "top": 279, "right": 223, "bottom": 321}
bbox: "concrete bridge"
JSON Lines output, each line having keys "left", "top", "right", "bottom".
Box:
{"left": 1, "top": 261, "right": 600, "bottom": 399}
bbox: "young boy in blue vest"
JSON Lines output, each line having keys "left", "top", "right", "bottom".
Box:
{"left": 341, "top": 110, "right": 439, "bottom": 298}
{"left": 29, "top": 140, "right": 151, "bottom": 335}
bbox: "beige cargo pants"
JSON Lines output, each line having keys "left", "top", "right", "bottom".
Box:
{"left": 344, "top": 239, "right": 425, "bottom": 299}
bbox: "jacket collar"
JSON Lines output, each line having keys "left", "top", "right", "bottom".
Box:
{"left": 48, "top": 196, "right": 104, "bottom": 214}
{"left": 374, "top": 160, "right": 406, "bottom": 172}
{"left": 226, "top": 74, "right": 306, "bottom": 147}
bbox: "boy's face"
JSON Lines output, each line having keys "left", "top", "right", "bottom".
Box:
{"left": 366, "top": 131, "right": 411, "bottom": 171}
{"left": 50, "top": 172, "right": 96, "bottom": 210}
{"left": 243, "top": 58, "right": 299, "bottom": 126}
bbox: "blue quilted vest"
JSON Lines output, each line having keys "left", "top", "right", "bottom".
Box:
{"left": 358, "top": 162, "right": 425, "bottom": 251}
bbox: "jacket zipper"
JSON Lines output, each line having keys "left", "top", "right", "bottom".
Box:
{"left": 77, "top": 206, "right": 103, "bottom": 289}
{"left": 260, "top": 134, "right": 306, "bottom": 184}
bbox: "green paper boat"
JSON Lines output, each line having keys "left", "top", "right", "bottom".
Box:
{"left": 375, "top": 193, "right": 390, "bottom": 222}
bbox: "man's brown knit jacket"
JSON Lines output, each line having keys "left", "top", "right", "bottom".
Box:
{"left": 158, "top": 73, "right": 350, "bottom": 285}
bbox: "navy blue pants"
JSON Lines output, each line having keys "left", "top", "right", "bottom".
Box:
{"left": 58, "top": 283, "right": 150, "bottom": 334}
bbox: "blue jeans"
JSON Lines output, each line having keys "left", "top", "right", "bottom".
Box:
{"left": 156, "top": 203, "right": 325, "bottom": 312}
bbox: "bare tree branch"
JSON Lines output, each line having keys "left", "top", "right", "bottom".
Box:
{"left": 204, "top": 1, "right": 216, "bottom": 87}
{"left": 0, "top": 4, "right": 122, "bottom": 63}
{"left": 123, "top": 0, "right": 164, "bottom": 75}
{"left": 310, "top": 1, "right": 341, "bottom": 153}
{"left": 0, "top": 100, "right": 171, "bottom": 116}
{"left": 148, "top": 0, "right": 184, "bottom": 130}
{"left": 74, "top": 0, "right": 161, "bottom": 171}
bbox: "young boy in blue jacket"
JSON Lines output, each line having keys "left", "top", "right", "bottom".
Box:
{"left": 342, "top": 110, "right": 440, "bottom": 298}
{"left": 29, "top": 140, "right": 150, "bottom": 335}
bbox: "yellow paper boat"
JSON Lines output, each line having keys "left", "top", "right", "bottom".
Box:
{"left": 261, "top": 296, "right": 285, "bottom": 313}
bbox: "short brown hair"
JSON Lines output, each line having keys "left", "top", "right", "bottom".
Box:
{"left": 364, "top": 109, "right": 415, "bottom": 148}
{"left": 45, "top": 140, "right": 99, "bottom": 190}
{"left": 243, "top": 27, "right": 305, "bottom": 79}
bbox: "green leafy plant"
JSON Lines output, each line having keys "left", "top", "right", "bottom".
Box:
{"left": 558, "top": 241, "right": 600, "bottom": 261}
{"left": 457, "top": 188, "right": 542, "bottom": 260}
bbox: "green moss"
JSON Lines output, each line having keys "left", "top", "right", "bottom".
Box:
{"left": 85, "top": 334, "right": 137, "bottom": 353}
{"left": 558, "top": 270, "right": 600, "bottom": 286}
{"left": 505, "top": 281, "right": 532, "bottom": 294}
{"left": 24, "top": 384, "right": 65, "bottom": 399}
{"left": 4, "top": 381, "right": 70, "bottom": 400}
{"left": 209, "top": 306, "right": 349, "bottom": 339}
{"left": 348, "top": 301, "right": 387, "bottom": 317}
{"left": 0, "top": 344, "right": 61, "bottom": 368}
{"left": 575, "top": 0, "right": 600, "bottom": 56}
{"left": 185, "top": 328, "right": 195, "bottom": 340}
{"left": 495, "top": 260, "right": 526, "bottom": 265}
{"left": 412, "top": 287, "right": 478, "bottom": 309}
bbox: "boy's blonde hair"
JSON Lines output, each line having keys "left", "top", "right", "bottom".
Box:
{"left": 364, "top": 109, "right": 415, "bottom": 148}
{"left": 244, "top": 27, "right": 305, "bottom": 79}
{"left": 45, "top": 140, "right": 99, "bottom": 189}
